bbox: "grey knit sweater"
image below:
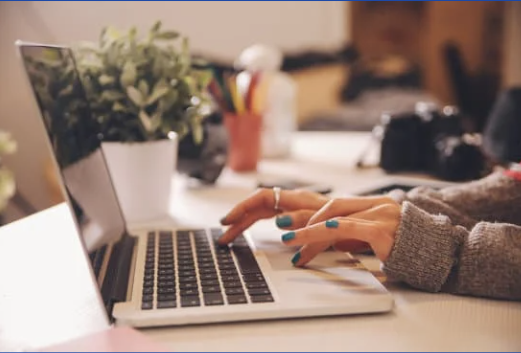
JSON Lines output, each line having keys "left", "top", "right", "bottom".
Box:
{"left": 383, "top": 171, "right": 521, "bottom": 301}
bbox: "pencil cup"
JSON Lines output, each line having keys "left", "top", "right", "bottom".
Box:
{"left": 224, "top": 112, "right": 262, "bottom": 172}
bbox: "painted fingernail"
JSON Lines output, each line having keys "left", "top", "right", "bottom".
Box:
{"left": 325, "top": 219, "right": 339, "bottom": 228}
{"left": 291, "top": 252, "right": 301, "bottom": 265}
{"left": 281, "top": 231, "right": 296, "bottom": 242}
{"left": 219, "top": 217, "right": 227, "bottom": 224}
{"left": 276, "top": 215, "right": 293, "bottom": 228}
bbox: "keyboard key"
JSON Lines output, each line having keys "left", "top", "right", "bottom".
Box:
{"left": 158, "top": 287, "right": 176, "bottom": 294}
{"left": 158, "top": 294, "right": 176, "bottom": 301}
{"left": 179, "top": 270, "right": 196, "bottom": 277}
{"left": 178, "top": 276, "right": 197, "bottom": 284}
{"left": 219, "top": 269, "right": 238, "bottom": 276}
{"left": 145, "top": 263, "right": 155, "bottom": 269}
{"left": 159, "top": 269, "right": 174, "bottom": 276}
{"left": 181, "top": 296, "right": 201, "bottom": 307}
{"left": 178, "top": 265, "right": 195, "bottom": 271}
{"left": 200, "top": 279, "right": 219, "bottom": 287}
{"left": 202, "top": 286, "right": 221, "bottom": 293}
{"left": 158, "top": 281, "right": 176, "bottom": 288}
{"left": 143, "top": 274, "right": 154, "bottom": 281}
{"left": 143, "top": 280, "right": 154, "bottom": 288}
{"left": 142, "top": 287, "right": 154, "bottom": 295}
{"left": 180, "top": 289, "right": 199, "bottom": 297}
{"left": 242, "top": 274, "right": 265, "bottom": 282}
{"left": 218, "top": 264, "right": 237, "bottom": 270}
{"left": 198, "top": 268, "right": 217, "bottom": 275}
{"left": 223, "top": 281, "right": 242, "bottom": 288}
{"left": 142, "top": 294, "right": 154, "bottom": 302}
{"left": 246, "top": 282, "right": 267, "bottom": 289}
{"left": 225, "top": 287, "right": 245, "bottom": 295}
{"left": 178, "top": 259, "right": 194, "bottom": 266}
{"left": 221, "top": 275, "right": 241, "bottom": 282}
{"left": 157, "top": 301, "right": 177, "bottom": 309}
{"left": 227, "top": 295, "right": 248, "bottom": 305}
{"left": 248, "top": 288, "right": 271, "bottom": 296}
{"left": 144, "top": 269, "right": 154, "bottom": 276}
{"left": 180, "top": 282, "right": 198, "bottom": 290}
{"left": 198, "top": 262, "right": 216, "bottom": 269}
{"left": 200, "top": 273, "right": 218, "bottom": 280}
{"left": 159, "top": 274, "right": 175, "bottom": 282}
{"left": 141, "top": 302, "right": 153, "bottom": 310}
{"left": 251, "top": 295, "right": 274, "bottom": 303}
{"left": 197, "top": 257, "right": 213, "bottom": 263}
{"left": 204, "top": 293, "right": 224, "bottom": 306}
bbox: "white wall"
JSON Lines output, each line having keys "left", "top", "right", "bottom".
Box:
{"left": 0, "top": 1, "right": 350, "bottom": 219}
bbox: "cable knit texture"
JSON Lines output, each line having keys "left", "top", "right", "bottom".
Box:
{"left": 383, "top": 172, "right": 521, "bottom": 300}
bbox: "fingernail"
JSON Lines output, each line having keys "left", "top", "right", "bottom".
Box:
{"left": 281, "top": 231, "right": 296, "bottom": 242}
{"left": 276, "top": 215, "right": 293, "bottom": 228}
{"left": 219, "top": 217, "right": 227, "bottom": 224}
{"left": 325, "top": 219, "right": 339, "bottom": 228}
{"left": 291, "top": 252, "right": 301, "bottom": 265}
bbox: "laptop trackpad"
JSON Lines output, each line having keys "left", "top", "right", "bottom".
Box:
{"left": 253, "top": 240, "right": 358, "bottom": 271}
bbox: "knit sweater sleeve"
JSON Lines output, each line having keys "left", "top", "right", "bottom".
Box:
{"left": 382, "top": 202, "right": 521, "bottom": 300}
{"left": 387, "top": 171, "right": 521, "bottom": 227}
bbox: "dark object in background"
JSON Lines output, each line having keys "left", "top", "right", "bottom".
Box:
{"left": 341, "top": 55, "right": 422, "bottom": 102}
{"left": 483, "top": 88, "right": 521, "bottom": 164}
{"left": 443, "top": 42, "right": 500, "bottom": 132}
{"left": 376, "top": 104, "right": 486, "bottom": 181}
{"left": 177, "top": 111, "right": 228, "bottom": 184}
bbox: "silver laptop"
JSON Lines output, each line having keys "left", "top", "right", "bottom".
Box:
{"left": 16, "top": 41, "right": 393, "bottom": 328}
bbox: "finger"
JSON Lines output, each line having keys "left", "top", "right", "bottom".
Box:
{"left": 218, "top": 208, "right": 274, "bottom": 244}
{"left": 307, "top": 196, "right": 395, "bottom": 226}
{"left": 221, "top": 188, "right": 328, "bottom": 225}
{"left": 275, "top": 210, "right": 316, "bottom": 230}
{"left": 282, "top": 218, "right": 379, "bottom": 265}
{"left": 283, "top": 218, "right": 375, "bottom": 246}
{"left": 295, "top": 207, "right": 377, "bottom": 266}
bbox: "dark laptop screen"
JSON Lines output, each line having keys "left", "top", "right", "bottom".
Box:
{"left": 17, "top": 44, "right": 127, "bottom": 254}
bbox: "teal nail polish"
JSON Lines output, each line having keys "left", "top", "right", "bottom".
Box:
{"left": 276, "top": 216, "right": 293, "bottom": 228}
{"left": 325, "top": 219, "right": 339, "bottom": 228}
{"left": 281, "top": 231, "right": 296, "bottom": 242}
{"left": 291, "top": 252, "right": 301, "bottom": 265}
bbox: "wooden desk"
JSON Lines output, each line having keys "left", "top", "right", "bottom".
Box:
{"left": 1, "top": 132, "right": 520, "bottom": 351}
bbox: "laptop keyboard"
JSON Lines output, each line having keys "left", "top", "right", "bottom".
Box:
{"left": 141, "top": 228, "right": 274, "bottom": 310}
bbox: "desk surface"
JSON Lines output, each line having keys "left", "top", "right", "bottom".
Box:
{"left": 1, "top": 132, "right": 520, "bottom": 352}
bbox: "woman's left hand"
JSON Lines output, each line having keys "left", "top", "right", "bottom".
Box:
{"left": 281, "top": 197, "right": 402, "bottom": 266}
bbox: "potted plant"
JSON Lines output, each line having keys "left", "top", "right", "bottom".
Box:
{"left": 71, "top": 21, "right": 213, "bottom": 222}
{"left": 0, "top": 131, "right": 16, "bottom": 225}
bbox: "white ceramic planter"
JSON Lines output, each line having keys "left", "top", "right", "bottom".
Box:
{"left": 101, "top": 135, "right": 178, "bottom": 224}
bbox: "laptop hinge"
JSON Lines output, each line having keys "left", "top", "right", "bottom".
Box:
{"left": 101, "top": 234, "right": 136, "bottom": 319}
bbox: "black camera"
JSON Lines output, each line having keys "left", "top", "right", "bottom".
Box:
{"left": 375, "top": 104, "right": 486, "bottom": 181}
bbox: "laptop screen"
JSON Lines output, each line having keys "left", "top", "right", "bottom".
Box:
{"left": 17, "top": 44, "right": 127, "bottom": 255}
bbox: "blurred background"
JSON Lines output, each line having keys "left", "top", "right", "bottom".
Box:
{"left": 1, "top": 1, "right": 520, "bottom": 224}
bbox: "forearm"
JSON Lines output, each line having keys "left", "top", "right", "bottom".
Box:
{"left": 388, "top": 172, "right": 521, "bottom": 225}
{"left": 382, "top": 202, "right": 521, "bottom": 300}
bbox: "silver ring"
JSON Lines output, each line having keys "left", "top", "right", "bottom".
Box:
{"left": 273, "top": 186, "right": 281, "bottom": 211}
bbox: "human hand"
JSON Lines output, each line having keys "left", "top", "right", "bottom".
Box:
{"left": 280, "top": 196, "right": 402, "bottom": 266}
{"left": 218, "top": 188, "right": 329, "bottom": 244}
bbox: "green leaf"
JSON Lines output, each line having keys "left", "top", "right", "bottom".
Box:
{"left": 101, "top": 90, "right": 125, "bottom": 101}
{"left": 155, "top": 31, "right": 180, "bottom": 40}
{"left": 99, "top": 74, "right": 115, "bottom": 86}
{"left": 191, "top": 119, "right": 204, "bottom": 144}
{"left": 138, "top": 110, "right": 153, "bottom": 132}
{"left": 126, "top": 86, "right": 144, "bottom": 107}
{"left": 112, "top": 101, "right": 127, "bottom": 112}
{"left": 120, "top": 60, "right": 137, "bottom": 87}
{"left": 138, "top": 79, "right": 149, "bottom": 97}
{"left": 151, "top": 20, "right": 162, "bottom": 33}
{"left": 146, "top": 86, "right": 169, "bottom": 106}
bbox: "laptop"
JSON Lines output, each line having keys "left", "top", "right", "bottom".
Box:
{"left": 16, "top": 41, "right": 393, "bottom": 328}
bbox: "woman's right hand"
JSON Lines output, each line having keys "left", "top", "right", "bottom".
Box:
{"left": 218, "top": 188, "right": 330, "bottom": 244}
